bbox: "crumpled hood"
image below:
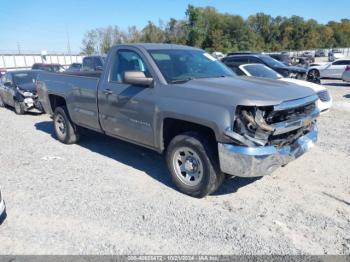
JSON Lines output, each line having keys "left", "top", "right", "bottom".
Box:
{"left": 17, "top": 82, "right": 37, "bottom": 93}
{"left": 176, "top": 76, "right": 316, "bottom": 107}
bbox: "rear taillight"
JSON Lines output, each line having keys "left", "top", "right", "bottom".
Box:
{"left": 345, "top": 66, "right": 350, "bottom": 72}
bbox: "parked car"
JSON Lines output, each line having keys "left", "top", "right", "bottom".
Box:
{"left": 292, "top": 57, "right": 312, "bottom": 69}
{"left": 315, "top": 49, "right": 326, "bottom": 57}
{"left": 342, "top": 65, "right": 350, "bottom": 82}
{"left": 307, "top": 59, "right": 350, "bottom": 80}
{"left": 32, "top": 63, "right": 65, "bottom": 72}
{"left": 238, "top": 63, "right": 332, "bottom": 113}
{"left": 82, "top": 56, "right": 106, "bottom": 71}
{"left": 0, "top": 70, "right": 43, "bottom": 114}
{"left": 302, "top": 51, "right": 315, "bottom": 58}
{"left": 0, "top": 68, "right": 6, "bottom": 76}
{"left": 37, "top": 44, "right": 319, "bottom": 198}
{"left": 222, "top": 53, "right": 307, "bottom": 79}
{"left": 67, "top": 63, "right": 82, "bottom": 72}
{"left": 212, "top": 52, "right": 225, "bottom": 60}
{"left": 0, "top": 188, "right": 6, "bottom": 223}
{"left": 268, "top": 53, "right": 292, "bottom": 66}
{"left": 328, "top": 49, "right": 345, "bottom": 62}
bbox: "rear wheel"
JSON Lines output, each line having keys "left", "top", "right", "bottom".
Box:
{"left": 53, "top": 106, "right": 80, "bottom": 144}
{"left": 14, "top": 100, "right": 25, "bottom": 115}
{"left": 166, "top": 132, "right": 225, "bottom": 198}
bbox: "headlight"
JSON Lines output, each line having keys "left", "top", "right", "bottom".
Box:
{"left": 24, "top": 98, "right": 34, "bottom": 104}
{"left": 317, "top": 90, "right": 331, "bottom": 102}
{"left": 226, "top": 106, "right": 275, "bottom": 146}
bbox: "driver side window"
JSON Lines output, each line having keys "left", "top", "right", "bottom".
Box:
{"left": 333, "top": 60, "right": 350, "bottom": 66}
{"left": 110, "top": 50, "right": 150, "bottom": 83}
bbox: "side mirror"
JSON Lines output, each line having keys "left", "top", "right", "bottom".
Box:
{"left": 4, "top": 82, "right": 12, "bottom": 87}
{"left": 123, "top": 71, "right": 153, "bottom": 87}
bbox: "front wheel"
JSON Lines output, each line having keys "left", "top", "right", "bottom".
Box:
{"left": 166, "top": 132, "right": 225, "bottom": 198}
{"left": 53, "top": 106, "right": 80, "bottom": 144}
{"left": 307, "top": 69, "right": 320, "bottom": 82}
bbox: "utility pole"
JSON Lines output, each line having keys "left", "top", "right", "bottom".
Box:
{"left": 17, "top": 42, "right": 21, "bottom": 54}
{"left": 66, "top": 28, "right": 71, "bottom": 55}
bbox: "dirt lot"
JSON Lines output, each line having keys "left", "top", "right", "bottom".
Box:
{"left": 0, "top": 80, "right": 349, "bottom": 255}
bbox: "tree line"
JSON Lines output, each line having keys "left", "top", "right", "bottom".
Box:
{"left": 81, "top": 5, "right": 350, "bottom": 55}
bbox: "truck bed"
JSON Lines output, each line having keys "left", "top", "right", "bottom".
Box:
{"left": 62, "top": 71, "right": 102, "bottom": 78}
{"left": 38, "top": 71, "right": 102, "bottom": 131}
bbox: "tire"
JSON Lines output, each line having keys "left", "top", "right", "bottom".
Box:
{"left": 0, "top": 96, "right": 4, "bottom": 107}
{"left": 53, "top": 106, "right": 80, "bottom": 144}
{"left": 166, "top": 132, "right": 225, "bottom": 198}
{"left": 14, "top": 100, "right": 25, "bottom": 115}
{"left": 307, "top": 69, "right": 320, "bottom": 81}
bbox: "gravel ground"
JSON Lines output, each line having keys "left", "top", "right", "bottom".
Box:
{"left": 0, "top": 80, "right": 349, "bottom": 255}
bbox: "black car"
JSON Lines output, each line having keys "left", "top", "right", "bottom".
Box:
{"left": 222, "top": 54, "right": 307, "bottom": 79}
{"left": 315, "top": 49, "right": 326, "bottom": 57}
{"left": 32, "top": 63, "right": 65, "bottom": 72}
{"left": 0, "top": 70, "right": 43, "bottom": 114}
{"left": 66, "top": 63, "right": 82, "bottom": 72}
{"left": 82, "top": 56, "right": 106, "bottom": 71}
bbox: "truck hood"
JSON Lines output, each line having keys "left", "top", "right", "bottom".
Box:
{"left": 17, "top": 82, "right": 37, "bottom": 93}
{"left": 176, "top": 76, "right": 316, "bottom": 106}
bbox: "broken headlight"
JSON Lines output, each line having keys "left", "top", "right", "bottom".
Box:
{"left": 226, "top": 106, "right": 275, "bottom": 147}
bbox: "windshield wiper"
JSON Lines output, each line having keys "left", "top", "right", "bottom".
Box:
{"left": 170, "top": 77, "right": 194, "bottom": 84}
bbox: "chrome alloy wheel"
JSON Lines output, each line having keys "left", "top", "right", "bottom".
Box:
{"left": 172, "top": 146, "right": 204, "bottom": 186}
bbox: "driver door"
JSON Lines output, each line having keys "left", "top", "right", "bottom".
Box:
{"left": 98, "top": 48, "right": 157, "bottom": 147}
{"left": 324, "top": 60, "right": 349, "bottom": 78}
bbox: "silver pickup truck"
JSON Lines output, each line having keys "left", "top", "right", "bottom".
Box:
{"left": 37, "top": 44, "right": 319, "bottom": 197}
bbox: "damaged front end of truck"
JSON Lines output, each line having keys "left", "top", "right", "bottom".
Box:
{"left": 219, "top": 95, "right": 319, "bottom": 177}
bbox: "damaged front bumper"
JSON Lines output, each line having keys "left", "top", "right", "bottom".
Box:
{"left": 22, "top": 97, "right": 43, "bottom": 113}
{"left": 218, "top": 124, "right": 317, "bottom": 177}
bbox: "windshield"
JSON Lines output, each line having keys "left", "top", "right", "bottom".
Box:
{"left": 260, "top": 55, "right": 286, "bottom": 68}
{"left": 148, "top": 49, "right": 234, "bottom": 83}
{"left": 242, "top": 64, "right": 282, "bottom": 79}
{"left": 12, "top": 72, "right": 38, "bottom": 85}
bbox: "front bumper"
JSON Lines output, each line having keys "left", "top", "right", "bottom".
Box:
{"left": 218, "top": 125, "right": 318, "bottom": 177}
{"left": 22, "top": 97, "right": 43, "bottom": 112}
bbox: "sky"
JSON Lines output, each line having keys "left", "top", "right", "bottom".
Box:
{"left": 0, "top": 0, "right": 349, "bottom": 54}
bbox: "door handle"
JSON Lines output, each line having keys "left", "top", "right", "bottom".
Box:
{"left": 103, "top": 89, "right": 113, "bottom": 95}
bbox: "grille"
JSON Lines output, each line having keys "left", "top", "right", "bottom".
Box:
{"left": 266, "top": 102, "right": 316, "bottom": 124}
{"left": 317, "top": 90, "right": 331, "bottom": 102}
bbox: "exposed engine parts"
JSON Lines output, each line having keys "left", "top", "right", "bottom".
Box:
{"left": 226, "top": 102, "right": 319, "bottom": 147}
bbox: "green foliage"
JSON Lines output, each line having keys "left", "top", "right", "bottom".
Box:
{"left": 81, "top": 5, "right": 350, "bottom": 54}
